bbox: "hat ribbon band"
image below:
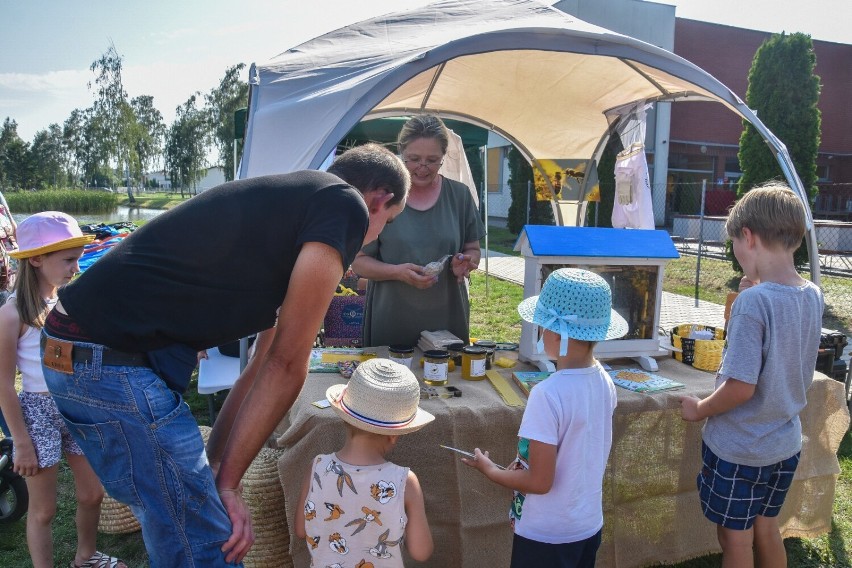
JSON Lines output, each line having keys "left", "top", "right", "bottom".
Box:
{"left": 538, "top": 309, "right": 609, "bottom": 356}
{"left": 339, "top": 387, "right": 416, "bottom": 429}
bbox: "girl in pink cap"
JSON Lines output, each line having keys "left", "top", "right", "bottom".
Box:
{"left": 0, "top": 212, "right": 126, "bottom": 568}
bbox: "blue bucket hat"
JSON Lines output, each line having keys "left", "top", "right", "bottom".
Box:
{"left": 517, "top": 268, "right": 628, "bottom": 356}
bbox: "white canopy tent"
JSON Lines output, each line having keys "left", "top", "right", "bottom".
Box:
{"left": 240, "top": 0, "right": 819, "bottom": 283}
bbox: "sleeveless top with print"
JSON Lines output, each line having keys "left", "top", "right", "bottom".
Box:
{"left": 304, "top": 453, "right": 409, "bottom": 568}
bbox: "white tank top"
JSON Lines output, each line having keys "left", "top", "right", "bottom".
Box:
{"left": 10, "top": 293, "right": 56, "bottom": 393}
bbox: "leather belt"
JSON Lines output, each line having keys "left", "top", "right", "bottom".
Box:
{"left": 41, "top": 336, "right": 149, "bottom": 367}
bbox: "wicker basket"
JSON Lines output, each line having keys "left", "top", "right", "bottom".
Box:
{"left": 98, "top": 493, "right": 141, "bottom": 534}
{"left": 243, "top": 447, "right": 292, "bottom": 568}
{"left": 671, "top": 324, "right": 725, "bottom": 372}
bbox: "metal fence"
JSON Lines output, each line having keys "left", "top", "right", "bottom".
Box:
{"left": 665, "top": 181, "right": 852, "bottom": 278}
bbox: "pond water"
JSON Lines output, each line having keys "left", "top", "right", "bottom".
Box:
{"left": 13, "top": 205, "right": 165, "bottom": 226}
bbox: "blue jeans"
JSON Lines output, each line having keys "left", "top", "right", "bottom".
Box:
{"left": 42, "top": 336, "right": 241, "bottom": 567}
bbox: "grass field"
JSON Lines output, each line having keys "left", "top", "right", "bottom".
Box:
{"left": 1, "top": 224, "right": 850, "bottom": 566}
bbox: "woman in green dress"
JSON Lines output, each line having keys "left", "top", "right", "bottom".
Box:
{"left": 353, "top": 115, "right": 485, "bottom": 347}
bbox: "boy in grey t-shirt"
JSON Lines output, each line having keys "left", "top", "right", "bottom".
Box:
{"left": 680, "top": 183, "right": 823, "bottom": 568}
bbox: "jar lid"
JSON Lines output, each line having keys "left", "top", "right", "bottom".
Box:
{"left": 388, "top": 344, "right": 414, "bottom": 354}
{"left": 446, "top": 342, "right": 465, "bottom": 351}
{"left": 423, "top": 349, "right": 449, "bottom": 359}
{"left": 474, "top": 340, "right": 497, "bottom": 348}
{"left": 462, "top": 346, "right": 487, "bottom": 355}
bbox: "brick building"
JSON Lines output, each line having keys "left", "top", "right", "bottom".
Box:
{"left": 670, "top": 18, "right": 852, "bottom": 220}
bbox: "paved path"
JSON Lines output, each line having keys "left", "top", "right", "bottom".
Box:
{"left": 477, "top": 249, "right": 726, "bottom": 333}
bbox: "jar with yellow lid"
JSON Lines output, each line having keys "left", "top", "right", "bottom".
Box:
{"left": 461, "top": 346, "right": 487, "bottom": 380}
{"left": 423, "top": 350, "right": 449, "bottom": 386}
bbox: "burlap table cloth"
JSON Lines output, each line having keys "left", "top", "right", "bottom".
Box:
{"left": 274, "top": 351, "right": 849, "bottom": 567}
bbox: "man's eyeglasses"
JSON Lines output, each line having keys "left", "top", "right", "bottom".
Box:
{"left": 402, "top": 156, "right": 444, "bottom": 169}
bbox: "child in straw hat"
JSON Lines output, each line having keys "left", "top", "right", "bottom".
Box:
{"left": 463, "top": 268, "right": 627, "bottom": 568}
{"left": 295, "top": 358, "right": 434, "bottom": 567}
{"left": 0, "top": 212, "right": 127, "bottom": 568}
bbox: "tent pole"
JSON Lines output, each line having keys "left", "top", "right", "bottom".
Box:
{"left": 482, "top": 145, "right": 489, "bottom": 302}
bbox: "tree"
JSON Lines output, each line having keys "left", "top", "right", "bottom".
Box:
{"left": 506, "top": 147, "right": 553, "bottom": 234}
{"left": 30, "top": 124, "right": 65, "bottom": 188}
{"left": 165, "top": 95, "right": 210, "bottom": 197}
{"left": 75, "top": 108, "right": 113, "bottom": 188}
{"left": 736, "top": 32, "right": 821, "bottom": 268}
{"left": 205, "top": 64, "right": 248, "bottom": 181}
{"left": 1, "top": 138, "right": 34, "bottom": 189}
{"left": 0, "top": 119, "right": 39, "bottom": 190}
{"left": 131, "top": 95, "right": 166, "bottom": 188}
{"left": 63, "top": 109, "right": 88, "bottom": 187}
{"left": 89, "top": 43, "right": 138, "bottom": 200}
{"left": 593, "top": 139, "right": 620, "bottom": 228}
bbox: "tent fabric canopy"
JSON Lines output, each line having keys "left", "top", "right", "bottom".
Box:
{"left": 241, "top": 0, "right": 730, "bottom": 176}
{"left": 240, "top": 0, "right": 819, "bottom": 282}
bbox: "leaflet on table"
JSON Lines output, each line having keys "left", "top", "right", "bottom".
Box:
{"left": 608, "top": 368, "right": 685, "bottom": 393}
{"left": 512, "top": 362, "right": 613, "bottom": 396}
{"left": 309, "top": 348, "right": 378, "bottom": 372}
{"left": 511, "top": 371, "right": 552, "bottom": 396}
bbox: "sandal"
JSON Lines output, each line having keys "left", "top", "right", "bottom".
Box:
{"left": 71, "top": 551, "right": 128, "bottom": 568}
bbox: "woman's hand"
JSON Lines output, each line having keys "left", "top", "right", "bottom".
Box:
{"left": 450, "top": 253, "right": 477, "bottom": 282}
{"left": 397, "top": 263, "right": 439, "bottom": 289}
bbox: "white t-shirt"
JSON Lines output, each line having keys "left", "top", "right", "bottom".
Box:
{"left": 514, "top": 363, "right": 617, "bottom": 544}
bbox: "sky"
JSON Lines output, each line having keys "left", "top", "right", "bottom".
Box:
{"left": 1, "top": 0, "right": 850, "bottom": 145}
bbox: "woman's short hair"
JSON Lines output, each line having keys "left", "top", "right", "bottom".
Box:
{"left": 725, "top": 183, "right": 807, "bottom": 250}
{"left": 328, "top": 143, "right": 410, "bottom": 206}
{"left": 397, "top": 114, "right": 450, "bottom": 155}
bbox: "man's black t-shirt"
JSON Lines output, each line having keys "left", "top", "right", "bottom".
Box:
{"left": 58, "top": 170, "right": 368, "bottom": 352}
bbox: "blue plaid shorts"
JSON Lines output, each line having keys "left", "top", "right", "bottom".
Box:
{"left": 698, "top": 441, "right": 800, "bottom": 530}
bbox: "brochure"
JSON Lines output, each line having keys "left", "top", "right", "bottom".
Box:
{"left": 511, "top": 371, "right": 552, "bottom": 396}
{"left": 608, "top": 368, "right": 685, "bottom": 393}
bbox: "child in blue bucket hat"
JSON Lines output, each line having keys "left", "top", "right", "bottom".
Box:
{"left": 464, "top": 268, "right": 627, "bottom": 568}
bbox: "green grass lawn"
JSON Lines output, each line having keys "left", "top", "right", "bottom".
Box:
{"left": 2, "top": 225, "right": 851, "bottom": 566}
{"left": 117, "top": 191, "right": 191, "bottom": 210}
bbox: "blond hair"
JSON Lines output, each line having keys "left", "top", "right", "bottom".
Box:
{"left": 725, "top": 183, "right": 807, "bottom": 250}
{"left": 13, "top": 257, "right": 51, "bottom": 329}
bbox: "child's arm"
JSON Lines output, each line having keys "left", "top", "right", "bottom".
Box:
{"left": 680, "top": 378, "right": 756, "bottom": 422}
{"left": 462, "top": 440, "right": 556, "bottom": 495}
{"left": 293, "top": 462, "right": 312, "bottom": 540}
{"left": 403, "top": 469, "right": 433, "bottom": 562}
{"left": 0, "top": 302, "right": 38, "bottom": 477}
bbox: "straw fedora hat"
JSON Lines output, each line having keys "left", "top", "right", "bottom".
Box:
{"left": 326, "top": 358, "right": 434, "bottom": 435}
{"left": 10, "top": 211, "right": 94, "bottom": 259}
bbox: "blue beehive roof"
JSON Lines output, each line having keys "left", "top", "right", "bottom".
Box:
{"left": 513, "top": 225, "right": 680, "bottom": 259}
